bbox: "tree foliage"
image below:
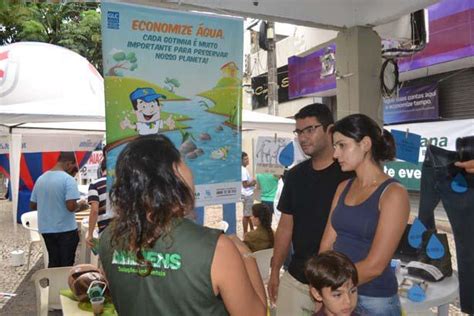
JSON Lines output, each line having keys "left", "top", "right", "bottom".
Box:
{"left": 0, "top": 2, "right": 103, "bottom": 74}
{"left": 164, "top": 77, "right": 180, "bottom": 93}
{"left": 107, "top": 50, "right": 138, "bottom": 76}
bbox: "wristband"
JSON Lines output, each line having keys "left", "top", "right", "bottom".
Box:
{"left": 242, "top": 252, "right": 255, "bottom": 259}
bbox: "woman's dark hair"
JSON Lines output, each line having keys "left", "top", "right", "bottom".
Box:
{"left": 242, "top": 152, "right": 248, "bottom": 159}
{"left": 109, "top": 134, "right": 194, "bottom": 276}
{"left": 305, "top": 250, "right": 358, "bottom": 292}
{"left": 331, "top": 114, "right": 396, "bottom": 162}
{"left": 251, "top": 203, "right": 274, "bottom": 247}
{"left": 294, "top": 103, "right": 334, "bottom": 131}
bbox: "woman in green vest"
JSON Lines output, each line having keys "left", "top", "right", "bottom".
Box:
{"left": 99, "top": 135, "right": 266, "bottom": 315}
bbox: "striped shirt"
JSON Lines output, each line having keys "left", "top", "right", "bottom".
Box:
{"left": 87, "top": 177, "right": 112, "bottom": 233}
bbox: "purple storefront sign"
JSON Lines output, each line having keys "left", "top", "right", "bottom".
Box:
{"left": 288, "top": 0, "right": 474, "bottom": 99}
{"left": 288, "top": 44, "right": 336, "bottom": 99}
{"left": 398, "top": 0, "right": 474, "bottom": 71}
{"left": 383, "top": 84, "right": 438, "bottom": 124}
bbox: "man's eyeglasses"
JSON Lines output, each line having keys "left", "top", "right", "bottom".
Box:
{"left": 293, "top": 124, "right": 323, "bottom": 136}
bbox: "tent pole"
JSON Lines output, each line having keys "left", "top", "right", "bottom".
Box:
{"left": 9, "top": 133, "right": 22, "bottom": 233}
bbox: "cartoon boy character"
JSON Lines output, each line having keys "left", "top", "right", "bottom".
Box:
{"left": 120, "top": 87, "right": 175, "bottom": 135}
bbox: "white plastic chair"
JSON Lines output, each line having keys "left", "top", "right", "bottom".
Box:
{"left": 31, "top": 266, "right": 72, "bottom": 316}
{"left": 253, "top": 248, "right": 273, "bottom": 283}
{"left": 20, "top": 211, "right": 49, "bottom": 269}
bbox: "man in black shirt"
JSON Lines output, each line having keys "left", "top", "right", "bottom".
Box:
{"left": 268, "top": 103, "right": 353, "bottom": 315}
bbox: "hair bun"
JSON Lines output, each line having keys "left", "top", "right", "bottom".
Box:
{"left": 376, "top": 129, "right": 396, "bottom": 161}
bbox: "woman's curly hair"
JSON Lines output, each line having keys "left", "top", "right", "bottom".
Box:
{"left": 109, "top": 135, "right": 194, "bottom": 275}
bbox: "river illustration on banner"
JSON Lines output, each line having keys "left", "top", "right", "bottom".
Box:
{"left": 102, "top": 2, "right": 243, "bottom": 203}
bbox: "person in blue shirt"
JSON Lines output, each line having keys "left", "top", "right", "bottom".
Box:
{"left": 30, "top": 152, "right": 85, "bottom": 267}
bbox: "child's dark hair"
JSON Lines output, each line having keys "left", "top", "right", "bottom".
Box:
{"left": 251, "top": 203, "right": 274, "bottom": 246}
{"left": 305, "top": 250, "right": 358, "bottom": 292}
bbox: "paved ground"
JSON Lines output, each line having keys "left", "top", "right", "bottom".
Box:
{"left": 0, "top": 200, "right": 43, "bottom": 312}
{"left": 0, "top": 200, "right": 467, "bottom": 315}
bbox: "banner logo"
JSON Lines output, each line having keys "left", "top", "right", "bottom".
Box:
{"left": 107, "top": 11, "right": 120, "bottom": 30}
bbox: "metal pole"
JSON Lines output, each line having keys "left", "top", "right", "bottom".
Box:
{"left": 266, "top": 21, "right": 278, "bottom": 116}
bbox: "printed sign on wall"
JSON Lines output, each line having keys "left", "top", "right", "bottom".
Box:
{"left": 255, "top": 136, "right": 292, "bottom": 174}
{"left": 385, "top": 119, "right": 474, "bottom": 190}
{"left": 383, "top": 84, "right": 439, "bottom": 124}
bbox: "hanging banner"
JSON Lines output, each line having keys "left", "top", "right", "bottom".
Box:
{"left": 102, "top": 2, "right": 243, "bottom": 206}
{"left": 255, "top": 136, "right": 292, "bottom": 174}
{"left": 383, "top": 84, "right": 439, "bottom": 124}
{"left": 254, "top": 136, "right": 309, "bottom": 174}
{"left": 385, "top": 119, "right": 474, "bottom": 190}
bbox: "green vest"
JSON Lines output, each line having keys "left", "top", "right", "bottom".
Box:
{"left": 99, "top": 218, "right": 229, "bottom": 315}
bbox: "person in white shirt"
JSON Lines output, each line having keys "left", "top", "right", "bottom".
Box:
{"left": 241, "top": 152, "right": 256, "bottom": 234}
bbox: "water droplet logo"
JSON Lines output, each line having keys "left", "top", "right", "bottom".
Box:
{"left": 408, "top": 284, "right": 426, "bottom": 302}
{"left": 408, "top": 218, "right": 427, "bottom": 249}
{"left": 426, "top": 234, "right": 445, "bottom": 259}
{"left": 451, "top": 173, "right": 468, "bottom": 193}
{"left": 278, "top": 142, "right": 294, "bottom": 167}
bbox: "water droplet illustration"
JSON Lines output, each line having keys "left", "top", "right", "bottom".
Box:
{"left": 278, "top": 142, "right": 294, "bottom": 167}
{"left": 451, "top": 173, "right": 468, "bottom": 193}
{"left": 426, "top": 234, "right": 445, "bottom": 259}
{"left": 408, "top": 284, "right": 426, "bottom": 302}
{"left": 408, "top": 218, "right": 427, "bottom": 249}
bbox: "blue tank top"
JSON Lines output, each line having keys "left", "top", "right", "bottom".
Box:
{"left": 331, "top": 177, "right": 399, "bottom": 297}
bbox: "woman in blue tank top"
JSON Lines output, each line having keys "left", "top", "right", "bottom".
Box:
{"left": 319, "top": 114, "right": 409, "bottom": 316}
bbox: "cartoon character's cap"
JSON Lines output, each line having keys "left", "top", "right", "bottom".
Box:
{"left": 130, "top": 87, "right": 167, "bottom": 103}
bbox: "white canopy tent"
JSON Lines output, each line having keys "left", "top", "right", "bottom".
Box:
{"left": 242, "top": 109, "right": 295, "bottom": 133}
{"left": 0, "top": 42, "right": 106, "bottom": 226}
{"left": 0, "top": 42, "right": 105, "bottom": 125}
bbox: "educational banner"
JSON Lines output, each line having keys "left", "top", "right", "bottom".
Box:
{"left": 255, "top": 136, "right": 292, "bottom": 174}
{"left": 102, "top": 2, "right": 243, "bottom": 206}
{"left": 383, "top": 84, "right": 439, "bottom": 124}
{"left": 385, "top": 119, "right": 474, "bottom": 190}
{"left": 254, "top": 136, "right": 308, "bottom": 174}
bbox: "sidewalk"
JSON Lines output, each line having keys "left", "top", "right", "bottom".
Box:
{"left": 0, "top": 200, "right": 43, "bottom": 311}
